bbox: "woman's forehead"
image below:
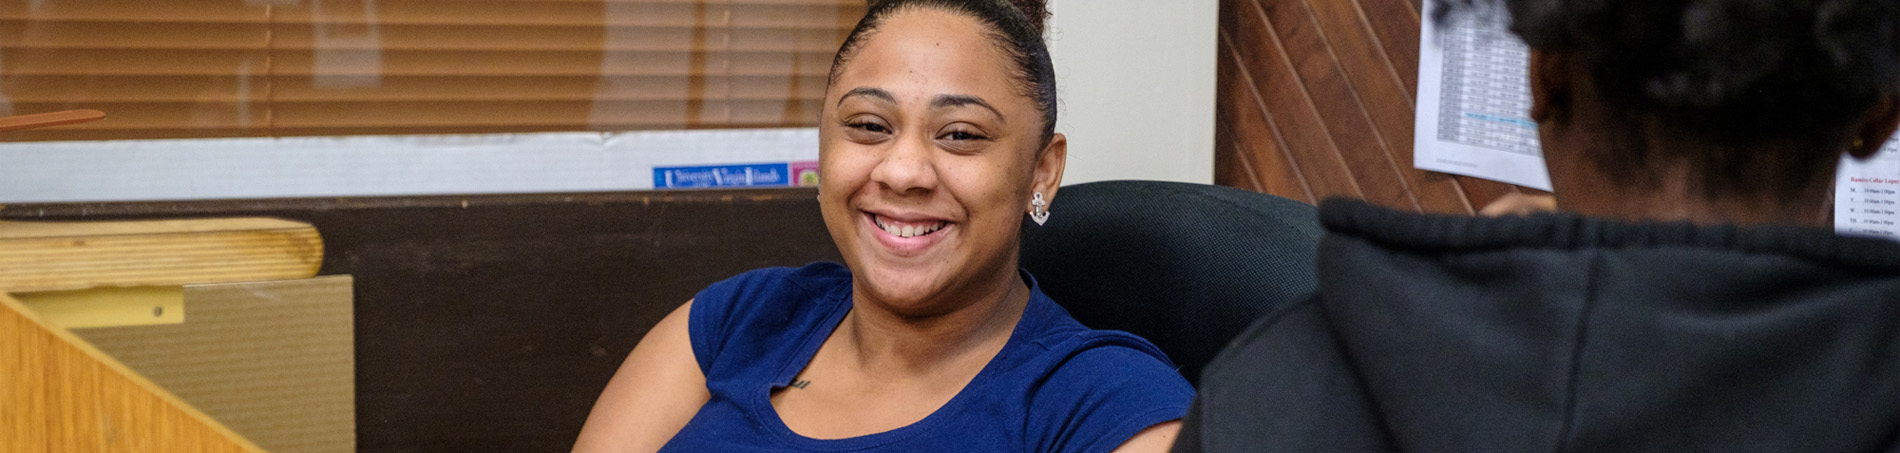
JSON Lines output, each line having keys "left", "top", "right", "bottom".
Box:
{"left": 830, "top": 9, "right": 1030, "bottom": 110}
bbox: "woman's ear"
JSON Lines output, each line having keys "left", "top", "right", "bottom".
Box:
{"left": 1849, "top": 94, "right": 1900, "bottom": 160}
{"left": 1528, "top": 50, "right": 1572, "bottom": 124}
{"left": 1029, "top": 133, "right": 1067, "bottom": 212}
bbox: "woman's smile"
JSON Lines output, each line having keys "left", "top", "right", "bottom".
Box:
{"left": 860, "top": 209, "right": 955, "bottom": 256}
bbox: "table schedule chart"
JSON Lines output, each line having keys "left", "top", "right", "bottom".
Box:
{"left": 1434, "top": 16, "right": 1541, "bottom": 157}
{"left": 1837, "top": 140, "right": 1900, "bottom": 239}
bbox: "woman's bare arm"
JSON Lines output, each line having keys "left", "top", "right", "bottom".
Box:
{"left": 1110, "top": 421, "right": 1182, "bottom": 453}
{"left": 573, "top": 301, "right": 709, "bottom": 452}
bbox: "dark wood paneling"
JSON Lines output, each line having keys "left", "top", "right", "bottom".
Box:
{"left": 1217, "top": 0, "right": 1549, "bottom": 214}
{"left": 1216, "top": 28, "right": 1315, "bottom": 204}
{"left": 1220, "top": 0, "right": 1366, "bottom": 203}
{"left": 0, "top": 189, "right": 841, "bottom": 452}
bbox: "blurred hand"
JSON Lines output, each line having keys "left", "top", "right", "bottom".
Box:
{"left": 1479, "top": 193, "right": 1558, "bottom": 217}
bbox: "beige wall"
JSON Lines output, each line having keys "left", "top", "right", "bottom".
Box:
{"left": 1047, "top": 0, "right": 1218, "bottom": 186}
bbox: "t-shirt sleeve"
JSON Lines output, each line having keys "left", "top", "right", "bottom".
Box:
{"left": 1029, "top": 338, "right": 1196, "bottom": 453}
{"left": 685, "top": 267, "right": 796, "bottom": 375}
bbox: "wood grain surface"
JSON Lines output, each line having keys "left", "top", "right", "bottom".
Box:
{"left": 1, "top": 292, "right": 262, "bottom": 452}
{"left": 1216, "top": 0, "right": 1546, "bottom": 213}
{"left": 0, "top": 217, "right": 323, "bottom": 293}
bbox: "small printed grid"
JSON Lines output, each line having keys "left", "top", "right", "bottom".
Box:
{"left": 1436, "top": 17, "right": 1542, "bottom": 157}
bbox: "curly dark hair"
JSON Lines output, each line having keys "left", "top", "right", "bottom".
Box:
{"left": 832, "top": 0, "right": 1058, "bottom": 147}
{"left": 1436, "top": 0, "right": 1900, "bottom": 196}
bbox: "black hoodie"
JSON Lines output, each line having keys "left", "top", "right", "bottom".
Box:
{"left": 1175, "top": 199, "right": 1900, "bottom": 452}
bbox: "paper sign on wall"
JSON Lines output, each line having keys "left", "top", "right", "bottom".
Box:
{"left": 1416, "top": 4, "right": 1900, "bottom": 240}
{"left": 653, "top": 161, "right": 820, "bottom": 189}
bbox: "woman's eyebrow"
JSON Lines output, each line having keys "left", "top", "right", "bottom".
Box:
{"left": 931, "top": 94, "right": 1007, "bottom": 122}
{"left": 838, "top": 87, "right": 897, "bottom": 107}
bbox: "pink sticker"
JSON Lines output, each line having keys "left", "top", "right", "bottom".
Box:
{"left": 790, "top": 161, "right": 821, "bottom": 187}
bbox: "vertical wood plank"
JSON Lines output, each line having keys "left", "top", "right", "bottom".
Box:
{"left": 1355, "top": 0, "right": 1423, "bottom": 99}
{"left": 1303, "top": 0, "right": 1476, "bottom": 214}
{"left": 1215, "top": 0, "right": 1542, "bottom": 213}
{"left": 1221, "top": 0, "right": 1367, "bottom": 202}
{"left": 1215, "top": 146, "right": 1262, "bottom": 193}
{"left": 2, "top": 299, "right": 50, "bottom": 452}
{"left": 1217, "top": 29, "right": 1316, "bottom": 204}
{"left": 1248, "top": 0, "right": 1427, "bottom": 211}
{"left": 1, "top": 294, "right": 261, "bottom": 452}
{"left": 1216, "top": 40, "right": 1267, "bottom": 194}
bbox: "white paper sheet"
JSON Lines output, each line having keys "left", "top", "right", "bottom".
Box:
{"left": 1416, "top": 5, "right": 1900, "bottom": 240}
{"left": 1836, "top": 144, "right": 1900, "bottom": 239}
{"left": 1413, "top": 4, "right": 1552, "bottom": 190}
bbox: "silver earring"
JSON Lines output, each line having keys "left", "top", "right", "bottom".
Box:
{"left": 1029, "top": 192, "right": 1051, "bottom": 225}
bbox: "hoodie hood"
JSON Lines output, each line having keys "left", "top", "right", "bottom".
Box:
{"left": 1315, "top": 198, "right": 1900, "bottom": 451}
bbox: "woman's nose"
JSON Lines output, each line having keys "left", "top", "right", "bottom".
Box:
{"left": 869, "top": 134, "right": 938, "bottom": 194}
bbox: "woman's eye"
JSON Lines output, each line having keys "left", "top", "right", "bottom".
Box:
{"left": 942, "top": 131, "right": 987, "bottom": 141}
{"left": 849, "top": 122, "right": 890, "bottom": 134}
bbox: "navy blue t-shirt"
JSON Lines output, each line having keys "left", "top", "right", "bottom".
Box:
{"left": 661, "top": 262, "right": 1193, "bottom": 452}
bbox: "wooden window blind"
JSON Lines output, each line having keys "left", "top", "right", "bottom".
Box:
{"left": 0, "top": 0, "right": 865, "bottom": 142}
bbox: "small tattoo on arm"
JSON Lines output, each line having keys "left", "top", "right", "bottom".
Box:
{"left": 790, "top": 379, "right": 811, "bottom": 389}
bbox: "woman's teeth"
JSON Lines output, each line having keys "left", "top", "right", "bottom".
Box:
{"left": 875, "top": 216, "right": 947, "bottom": 238}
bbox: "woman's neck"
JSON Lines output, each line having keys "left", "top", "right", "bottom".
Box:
{"left": 1557, "top": 184, "right": 1833, "bottom": 228}
{"left": 839, "top": 271, "right": 1030, "bottom": 377}
{"left": 1547, "top": 142, "right": 1840, "bottom": 228}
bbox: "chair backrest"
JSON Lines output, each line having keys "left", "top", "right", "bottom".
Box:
{"left": 1020, "top": 180, "right": 1323, "bottom": 386}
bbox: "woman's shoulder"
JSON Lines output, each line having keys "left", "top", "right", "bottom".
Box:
{"left": 1014, "top": 282, "right": 1184, "bottom": 382}
{"left": 1008, "top": 295, "right": 1195, "bottom": 452}
{"left": 1022, "top": 323, "right": 1191, "bottom": 396}
{"left": 688, "top": 262, "right": 851, "bottom": 374}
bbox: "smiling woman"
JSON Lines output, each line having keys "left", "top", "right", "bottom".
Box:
{"left": 571, "top": 1, "right": 1194, "bottom": 452}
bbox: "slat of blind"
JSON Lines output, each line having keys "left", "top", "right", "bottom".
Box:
{"left": 270, "top": 99, "right": 812, "bottom": 126}
{"left": 267, "top": 50, "right": 834, "bottom": 76}
{"left": 273, "top": 2, "right": 857, "bottom": 28}
{"left": 275, "top": 1, "right": 620, "bottom": 26}
{"left": 0, "top": 50, "right": 267, "bottom": 76}
{"left": 4, "top": 102, "right": 830, "bottom": 135}
{"left": 4, "top": 76, "right": 268, "bottom": 102}
{"left": 2, "top": 50, "right": 828, "bottom": 77}
{"left": 0, "top": 0, "right": 261, "bottom": 22}
{"left": 3, "top": 22, "right": 850, "bottom": 52}
{"left": 0, "top": 0, "right": 855, "bottom": 27}
{"left": 0, "top": 22, "right": 266, "bottom": 49}
{"left": 269, "top": 75, "right": 826, "bottom": 101}
{"left": 6, "top": 102, "right": 267, "bottom": 130}
{"left": 2, "top": 75, "right": 813, "bottom": 103}
{"left": 267, "top": 25, "right": 848, "bottom": 52}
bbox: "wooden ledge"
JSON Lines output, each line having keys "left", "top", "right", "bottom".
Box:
{"left": 0, "top": 217, "right": 322, "bottom": 293}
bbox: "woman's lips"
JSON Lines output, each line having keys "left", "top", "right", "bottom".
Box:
{"left": 863, "top": 212, "right": 952, "bottom": 254}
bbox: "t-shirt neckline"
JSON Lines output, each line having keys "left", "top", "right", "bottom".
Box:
{"left": 750, "top": 270, "right": 1049, "bottom": 450}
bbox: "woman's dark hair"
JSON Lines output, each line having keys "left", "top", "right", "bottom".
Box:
{"left": 1436, "top": 0, "right": 1900, "bottom": 196}
{"left": 830, "top": 0, "right": 1058, "bottom": 147}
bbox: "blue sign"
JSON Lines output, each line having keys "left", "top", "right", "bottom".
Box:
{"left": 654, "top": 163, "right": 792, "bottom": 189}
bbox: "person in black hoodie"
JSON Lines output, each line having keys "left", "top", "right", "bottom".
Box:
{"left": 1174, "top": 0, "right": 1900, "bottom": 451}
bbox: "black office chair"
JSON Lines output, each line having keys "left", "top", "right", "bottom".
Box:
{"left": 1020, "top": 180, "right": 1322, "bottom": 386}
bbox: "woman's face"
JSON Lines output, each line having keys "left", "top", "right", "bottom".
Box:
{"left": 818, "top": 8, "right": 1066, "bottom": 316}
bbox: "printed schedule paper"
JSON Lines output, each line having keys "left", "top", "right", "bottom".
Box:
{"left": 1837, "top": 145, "right": 1900, "bottom": 239}
{"left": 1414, "top": 4, "right": 1552, "bottom": 190}
{"left": 1415, "top": 4, "right": 1900, "bottom": 239}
